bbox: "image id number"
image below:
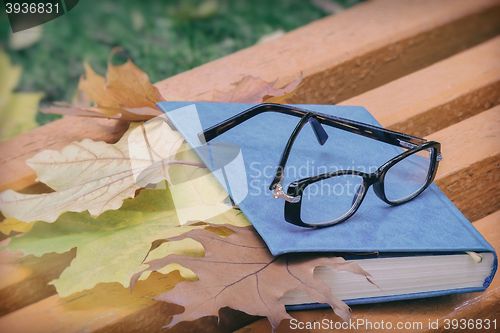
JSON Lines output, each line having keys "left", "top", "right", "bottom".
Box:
{"left": 5, "top": 2, "right": 60, "bottom": 14}
{"left": 443, "top": 318, "right": 497, "bottom": 331}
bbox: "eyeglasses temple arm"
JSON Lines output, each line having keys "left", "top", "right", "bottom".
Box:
{"left": 312, "top": 112, "right": 426, "bottom": 148}
{"left": 201, "top": 103, "right": 425, "bottom": 148}
{"left": 269, "top": 113, "right": 320, "bottom": 190}
{"left": 199, "top": 103, "right": 328, "bottom": 144}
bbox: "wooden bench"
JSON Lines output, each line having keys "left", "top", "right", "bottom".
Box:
{"left": 0, "top": 0, "right": 499, "bottom": 332}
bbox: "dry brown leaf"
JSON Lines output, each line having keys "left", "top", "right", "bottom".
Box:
{"left": 0, "top": 116, "right": 202, "bottom": 222}
{"left": 43, "top": 59, "right": 163, "bottom": 121}
{"left": 212, "top": 75, "right": 302, "bottom": 104}
{"left": 46, "top": 63, "right": 302, "bottom": 120}
{"left": 103, "top": 60, "right": 162, "bottom": 109}
{"left": 132, "top": 224, "right": 374, "bottom": 331}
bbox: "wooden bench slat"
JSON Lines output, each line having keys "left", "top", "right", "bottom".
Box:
{"left": 430, "top": 105, "right": 500, "bottom": 179}
{"left": 343, "top": 36, "right": 500, "bottom": 136}
{"left": 1, "top": 0, "right": 499, "bottom": 192}
{"left": 236, "top": 211, "right": 500, "bottom": 333}
{"left": 0, "top": 251, "right": 75, "bottom": 316}
{"left": 0, "top": 271, "right": 252, "bottom": 333}
{"left": 431, "top": 105, "right": 500, "bottom": 221}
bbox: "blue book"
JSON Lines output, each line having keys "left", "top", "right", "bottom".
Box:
{"left": 159, "top": 101, "right": 497, "bottom": 307}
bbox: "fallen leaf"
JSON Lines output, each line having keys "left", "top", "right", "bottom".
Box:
{"left": 257, "top": 30, "right": 285, "bottom": 44}
{"left": 212, "top": 75, "right": 302, "bottom": 104}
{"left": 133, "top": 225, "right": 373, "bottom": 331}
{"left": 61, "top": 271, "right": 181, "bottom": 311}
{"left": 0, "top": 116, "right": 201, "bottom": 222}
{"left": 43, "top": 59, "right": 163, "bottom": 121}
{"left": 58, "top": 270, "right": 222, "bottom": 332}
{"left": 0, "top": 93, "right": 42, "bottom": 140}
{"left": 6, "top": 188, "right": 179, "bottom": 296}
{"left": 0, "top": 50, "right": 43, "bottom": 140}
{"left": 9, "top": 26, "right": 43, "bottom": 50}
{"left": 138, "top": 212, "right": 249, "bottom": 281}
{"left": 43, "top": 103, "right": 161, "bottom": 121}
{"left": 7, "top": 188, "right": 249, "bottom": 297}
{"left": 311, "top": 0, "right": 346, "bottom": 14}
{"left": 171, "top": 0, "right": 219, "bottom": 21}
{"left": 0, "top": 217, "right": 33, "bottom": 235}
{"left": 0, "top": 51, "right": 21, "bottom": 105}
{"left": 101, "top": 59, "right": 161, "bottom": 109}
{"left": 166, "top": 142, "right": 244, "bottom": 225}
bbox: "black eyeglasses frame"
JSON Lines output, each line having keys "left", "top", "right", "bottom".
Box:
{"left": 200, "top": 103, "right": 441, "bottom": 228}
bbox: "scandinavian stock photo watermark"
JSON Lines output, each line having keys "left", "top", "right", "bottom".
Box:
{"left": 247, "top": 160, "right": 379, "bottom": 199}
{"left": 288, "top": 317, "right": 498, "bottom": 331}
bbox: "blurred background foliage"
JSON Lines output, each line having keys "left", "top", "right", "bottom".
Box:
{"left": 0, "top": 0, "right": 361, "bottom": 124}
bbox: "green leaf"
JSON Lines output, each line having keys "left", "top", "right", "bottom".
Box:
{"left": 8, "top": 188, "right": 183, "bottom": 296}
{"left": 7, "top": 186, "right": 249, "bottom": 297}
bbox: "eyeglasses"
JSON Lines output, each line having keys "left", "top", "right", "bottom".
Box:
{"left": 200, "top": 103, "right": 442, "bottom": 228}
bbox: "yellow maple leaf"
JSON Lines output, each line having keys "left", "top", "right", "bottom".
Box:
{"left": 43, "top": 57, "right": 163, "bottom": 121}
{"left": 0, "top": 217, "right": 33, "bottom": 235}
{"left": 0, "top": 51, "right": 42, "bottom": 141}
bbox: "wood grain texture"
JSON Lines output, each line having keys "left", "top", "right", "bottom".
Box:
{"left": 430, "top": 106, "right": 500, "bottom": 179}
{"left": 1, "top": 0, "right": 499, "bottom": 192}
{"left": 343, "top": 36, "right": 500, "bottom": 136}
{"left": 428, "top": 107, "right": 499, "bottom": 220}
{"left": 236, "top": 211, "right": 500, "bottom": 333}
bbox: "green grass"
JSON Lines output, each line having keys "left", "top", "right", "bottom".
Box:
{"left": 0, "top": 0, "right": 361, "bottom": 124}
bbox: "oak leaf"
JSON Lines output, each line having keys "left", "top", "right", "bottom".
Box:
{"left": 212, "top": 75, "right": 302, "bottom": 104}
{"left": 0, "top": 116, "right": 199, "bottom": 222}
{"left": 133, "top": 225, "right": 373, "bottom": 331}
{"left": 43, "top": 59, "right": 163, "bottom": 121}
